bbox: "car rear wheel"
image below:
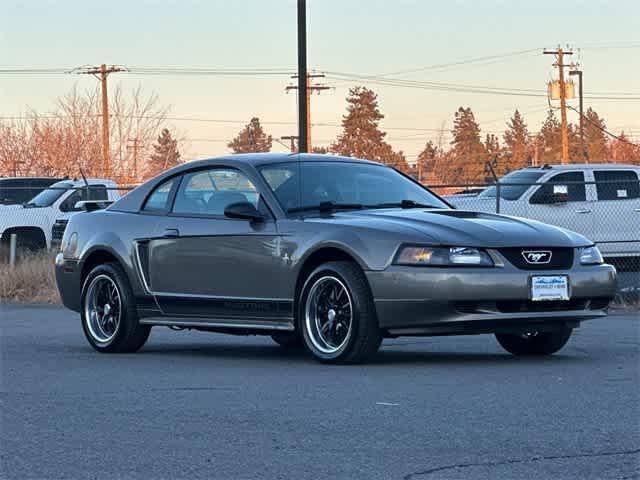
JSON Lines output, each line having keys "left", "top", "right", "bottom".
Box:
{"left": 495, "top": 327, "right": 573, "bottom": 356}
{"left": 299, "top": 261, "right": 382, "bottom": 364}
{"left": 81, "top": 262, "right": 150, "bottom": 353}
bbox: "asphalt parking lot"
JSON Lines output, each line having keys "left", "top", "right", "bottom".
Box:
{"left": 1, "top": 303, "right": 638, "bottom": 480}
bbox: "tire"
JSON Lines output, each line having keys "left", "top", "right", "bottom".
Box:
{"left": 299, "top": 261, "right": 382, "bottom": 364}
{"left": 270, "top": 332, "right": 302, "bottom": 348}
{"left": 81, "top": 262, "right": 150, "bottom": 353}
{"left": 495, "top": 327, "right": 573, "bottom": 356}
{"left": 18, "top": 234, "right": 45, "bottom": 252}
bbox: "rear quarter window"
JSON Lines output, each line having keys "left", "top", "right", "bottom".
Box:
{"left": 143, "top": 178, "right": 176, "bottom": 213}
{"left": 594, "top": 170, "right": 639, "bottom": 201}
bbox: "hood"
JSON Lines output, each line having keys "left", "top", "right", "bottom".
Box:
{"left": 446, "top": 196, "right": 496, "bottom": 211}
{"left": 308, "top": 208, "right": 591, "bottom": 248}
{"left": 0, "top": 204, "right": 47, "bottom": 232}
{"left": 0, "top": 204, "right": 24, "bottom": 211}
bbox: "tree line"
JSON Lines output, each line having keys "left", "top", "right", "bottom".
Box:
{"left": 229, "top": 86, "right": 640, "bottom": 184}
{"left": 1, "top": 84, "right": 638, "bottom": 185}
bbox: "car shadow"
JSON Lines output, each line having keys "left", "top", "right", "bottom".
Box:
{"left": 130, "top": 339, "right": 596, "bottom": 368}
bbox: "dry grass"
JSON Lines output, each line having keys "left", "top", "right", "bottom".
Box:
{"left": 0, "top": 251, "right": 60, "bottom": 304}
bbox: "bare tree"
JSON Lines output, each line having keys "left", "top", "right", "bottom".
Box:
{"left": 0, "top": 83, "right": 174, "bottom": 183}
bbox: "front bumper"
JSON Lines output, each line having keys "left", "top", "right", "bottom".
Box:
{"left": 366, "top": 263, "right": 617, "bottom": 335}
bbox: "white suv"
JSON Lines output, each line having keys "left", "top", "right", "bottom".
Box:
{"left": 447, "top": 164, "right": 640, "bottom": 259}
{"left": 0, "top": 179, "right": 120, "bottom": 251}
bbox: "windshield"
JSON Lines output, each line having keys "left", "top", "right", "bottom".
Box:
{"left": 25, "top": 181, "right": 73, "bottom": 207}
{"left": 478, "top": 170, "right": 545, "bottom": 201}
{"left": 259, "top": 161, "right": 449, "bottom": 212}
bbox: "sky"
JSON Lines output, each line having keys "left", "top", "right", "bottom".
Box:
{"left": 1, "top": 0, "right": 639, "bottom": 162}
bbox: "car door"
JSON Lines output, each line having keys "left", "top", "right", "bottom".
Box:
{"left": 588, "top": 169, "right": 640, "bottom": 256}
{"left": 525, "top": 171, "right": 594, "bottom": 237}
{"left": 144, "top": 167, "right": 292, "bottom": 322}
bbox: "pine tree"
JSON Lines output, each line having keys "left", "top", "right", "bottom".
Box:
{"left": 331, "top": 86, "right": 406, "bottom": 169}
{"left": 416, "top": 140, "right": 438, "bottom": 182}
{"left": 484, "top": 133, "right": 501, "bottom": 179}
{"left": 536, "top": 110, "right": 562, "bottom": 165}
{"left": 148, "top": 128, "right": 181, "bottom": 177}
{"left": 228, "top": 117, "right": 272, "bottom": 153}
{"left": 610, "top": 132, "right": 640, "bottom": 165}
{"left": 583, "top": 108, "right": 609, "bottom": 162}
{"left": 449, "top": 107, "right": 486, "bottom": 183}
{"left": 503, "top": 109, "right": 530, "bottom": 172}
{"left": 536, "top": 110, "right": 582, "bottom": 164}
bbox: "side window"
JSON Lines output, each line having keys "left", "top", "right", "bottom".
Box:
{"left": 0, "top": 180, "right": 30, "bottom": 204}
{"left": 87, "top": 185, "right": 108, "bottom": 201}
{"left": 60, "top": 185, "right": 108, "bottom": 212}
{"left": 594, "top": 170, "right": 639, "bottom": 201}
{"left": 143, "top": 178, "right": 176, "bottom": 213}
{"left": 530, "top": 172, "right": 586, "bottom": 204}
{"left": 172, "top": 168, "right": 259, "bottom": 216}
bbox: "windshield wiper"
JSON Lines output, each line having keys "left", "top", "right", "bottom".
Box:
{"left": 367, "top": 199, "right": 444, "bottom": 209}
{"left": 287, "top": 201, "right": 364, "bottom": 214}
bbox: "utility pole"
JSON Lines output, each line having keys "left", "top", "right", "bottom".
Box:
{"left": 297, "top": 0, "right": 308, "bottom": 153}
{"left": 569, "top": 69, "right": 587, "bottom": 162}
{"left": 73, "top": 64, "right": 127, "bottom": 177}
{"left": 126, "top": 138, "right": 141, "bottom": 181}
{"left": 281, "top": 135, "right": 299, "bottom": 153}
{"left": 286, "top": 73, "right": 330, "bottom": 151}
{"left": 544, "top": 48, "right": 573, "bottom": 164}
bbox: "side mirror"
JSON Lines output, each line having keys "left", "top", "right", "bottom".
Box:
{"left": 224, "top": 201, "right": 264, "bottom": 222}
{"left": 551, "top": 185, "right": 569, "bottom": 203}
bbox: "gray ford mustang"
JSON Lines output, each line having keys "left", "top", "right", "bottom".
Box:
{"left": 55, "top": 153, "right": 617, "bottom": 363}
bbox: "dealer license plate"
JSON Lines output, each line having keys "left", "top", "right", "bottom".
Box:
{"left": 531, "top": 276, "right": 570, "bottom": 302}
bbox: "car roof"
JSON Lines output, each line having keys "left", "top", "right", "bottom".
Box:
{"left": 175, "top": 152, "right": 381, "bottom": 169}
{"left": 525, "top": 163, "right": 640, "bottom": 171}
{"left": 0, "top": 176, "right": 64, "bottom": 182}
{"left": 51, "top": 178, "right": 117, "bottom": 187}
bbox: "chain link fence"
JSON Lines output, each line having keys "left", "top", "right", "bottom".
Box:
{"left": 0, "top": 182, "right": 133, "bottom": 254}
{"left": 1, "top": 176, "right": 638, "bottom": 307}
{"left": 435, "top": 176, "right": 640, "bottom": 307}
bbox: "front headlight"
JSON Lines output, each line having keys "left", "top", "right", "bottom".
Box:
{"left": 580, "top": 245, "right": 603, "bottom": 265}
{"left": 394, "top": 246, "right": 494, "bottom": 267}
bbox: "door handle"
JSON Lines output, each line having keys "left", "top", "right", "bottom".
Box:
{"left": 575, "top": 209, "right": 591, "bottom": 214}
{"left": 162, "top": 228, "right": 180, "bottom": 238}
{"left": 634, "top": 209, "right": 640, "bottom": 213}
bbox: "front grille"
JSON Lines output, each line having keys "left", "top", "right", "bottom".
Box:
{"left": 51, "top": 220, "right": 68, "bottom": 244}
{"left": 498, "top": 247, "right": 574, "bottom": 270}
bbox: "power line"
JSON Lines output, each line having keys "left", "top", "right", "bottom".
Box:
{"left": 373, "top": 48, "right": 541, "bottom": 77}
{"left": 324, "top": 72, "right": 640, "bottom": 100}
{"left": 567, "top": 105, "right": 640, "bottom": 148}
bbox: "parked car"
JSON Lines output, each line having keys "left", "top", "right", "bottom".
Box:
{"left": 447, "top": 164, "right": 640, "bottom": 260}
{"left": 0, "top": 179, "right": 120, "bottom": 251}
{"left": 55, "top": 154, "right": 616, "bottom": 364}
{"left": 0, "top": 177, "right": 64, "bottom": 206}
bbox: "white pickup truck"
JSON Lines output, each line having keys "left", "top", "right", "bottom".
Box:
{"left": 447, "top": 163, "right": 640, "bottom": 260}
{"left": 0, "top": 179, "right": 120, "bottom": 250}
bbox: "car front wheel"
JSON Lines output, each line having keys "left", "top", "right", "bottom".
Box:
{"left": 81, "top": 262, "right": 150, "bottom": 353}
{"left": 495, "top": 327, "right": 573, "bottom": 356}
{"left": 299, "top": 261, "right": 382, "bottom": 364}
